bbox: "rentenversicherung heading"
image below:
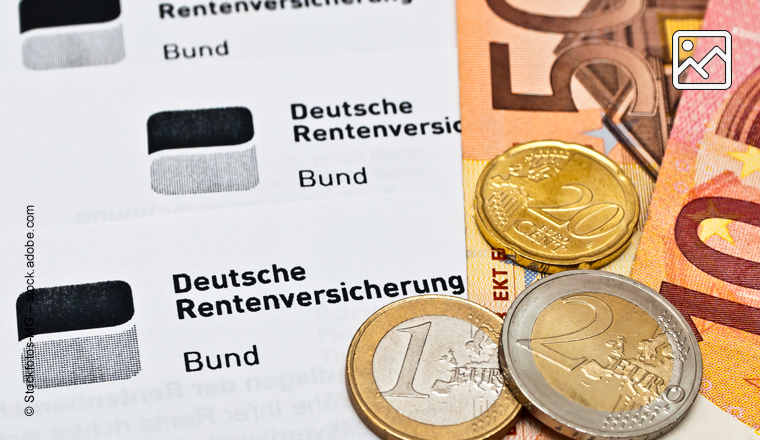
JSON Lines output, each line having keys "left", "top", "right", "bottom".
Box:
{"left": 173, "top": 264, "right": 465, "bottom": 320}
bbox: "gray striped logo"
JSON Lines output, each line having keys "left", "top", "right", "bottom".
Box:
{"left": 151, "top": 146, "right": 260, "bottom": 195}
{"left": 147, "top": 107, "right": 259, "bottom": 195}
{"left": 22, "top": 25, "right": 125, "bottom": 70}
{"left": 22, "top": 326, "right": 140, "bottom": 389}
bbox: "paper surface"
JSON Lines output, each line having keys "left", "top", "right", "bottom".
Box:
{"left": 0, "top": 48, "right": 463, "bottom": 231}
{"left": 2, "top": 194, "right": 466, "bottom": 439}
{"left": 3, "top": 0, "right": 455, "bottom": 71}
{"left": 0, "top": 1, "right": 470, "bottom": 438}
{"left": 0, "top": 0, "right": 461, "bottom": 233}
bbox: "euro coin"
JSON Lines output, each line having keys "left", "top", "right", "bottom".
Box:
{"left": 500, "top": 270, "right": 702, "bottom": 440}
{"left": 475, "top": 140, "right": 639, "bottom": 273}
{"left": 346, "top": 295, "right": 521, "bottom": 440}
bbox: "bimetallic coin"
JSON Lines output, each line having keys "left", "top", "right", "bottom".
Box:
{"left": 346, "top": 295, "right": 521, "bottom": 440}
{"left": 500, "top": 271, "right": 702, "bottom": 440}
{"left": 475, "top": 140, "right": 639, "bottom": 273}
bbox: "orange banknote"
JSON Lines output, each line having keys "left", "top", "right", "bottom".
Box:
{"left": 457, "top": 0, "right": 707, "bottom": 437}
{"left": 458, "top": 0, "right": 710, "bottom": 312}
{"left": 632, "top": 0, "right": 760, "bottom": 431}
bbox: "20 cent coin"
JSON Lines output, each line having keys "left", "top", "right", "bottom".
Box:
{"left": 475, "top": 140, "right": 639, "bottom": 273}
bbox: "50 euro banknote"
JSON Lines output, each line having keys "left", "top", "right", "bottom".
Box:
{"left": 457, "top": 0, "right": 705, "bottom": 318}
{"left": 456, "top": 0, "right": 715, "bottom": 438}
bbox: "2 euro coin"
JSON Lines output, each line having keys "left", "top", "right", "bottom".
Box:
{"left": 500, "top": 270, "right": 702, "bottom": 440}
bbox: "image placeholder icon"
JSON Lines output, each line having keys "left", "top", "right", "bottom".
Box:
{"left": 672, "top": 30, "right": 731, "bottom": 90}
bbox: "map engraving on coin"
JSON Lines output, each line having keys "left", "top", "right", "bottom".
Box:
{"left": 347, "top": 295, "right": 520, "bottom": 440}
{"left": 475, "top": 141, "right": 639, "bottom": 273}
{"left": 524, "top": 292, "right": 674, "bottom": 413}
{"left": 501, "top": 271, "right": 702, "bottom": 440}
{"left": 374, "top": 315, "right": 503, "bottom": 425}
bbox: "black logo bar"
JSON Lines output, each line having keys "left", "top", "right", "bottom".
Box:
{"left": 16, "top": 280, "right": 134, "bottom": 341}
{"left": 147, "top": 107, "right": 254, "bottom": 155}
{"left": 19, "top": 0, "right": 121, "bottom": 33}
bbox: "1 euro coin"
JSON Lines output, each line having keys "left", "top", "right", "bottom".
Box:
{"left": 500, "top": 270, "right": 702, "bottom": 440}
{"left": 346, "top": 295, "right": 521, "bottom": 440}
{"left": 475, "top": 140, "right": 639, "bottom": 273}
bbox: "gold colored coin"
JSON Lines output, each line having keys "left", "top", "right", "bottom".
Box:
{"left": 475, "top": 140, "right": 639, "bottom": 273}
{"left": 346, "top": 295, "right": 521, "bottom": 440}
{"left": 501, "top": 271, "right": 702, "bottom": 440}
{"left": 531, "top": 292, "right": 673, "bottom": 413}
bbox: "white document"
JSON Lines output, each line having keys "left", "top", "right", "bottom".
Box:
{"left": 666, "top": 394, "right": 756, "bottom": 439}
{"left": 1, "top": 194, "right": 466, "bottom": 438}
{"left": 0, "top": 0, "right": 469, "bottom": 437}
{"left": 0, "top": 48, "right": 462, "bottom": 232}
{"left": 0, "top": 0, "right": 460, "bottom": 233}
{"left": 2, "top": 0, "right": 456, "bottom": 71}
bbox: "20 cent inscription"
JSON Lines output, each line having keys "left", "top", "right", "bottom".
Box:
{"left": 475, "top": 141, "right": 639, "bottom": 272}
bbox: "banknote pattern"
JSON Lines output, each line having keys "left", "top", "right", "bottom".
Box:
{"left": 632, "top": 0, "right": 760, "bottom": 429}
{"left": 458, "top": 0, "right": 684, "bottom": 333}
{"left": 458, "top": 1, "right": 705, "bottom": 436}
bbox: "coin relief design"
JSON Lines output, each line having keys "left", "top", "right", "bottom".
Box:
{"left": 524, "top": 292, "right": 673, "bottom": 412}
{"left": 373, "top": 315, "right": 503, "bottom": 426}
{"left": 501, "top": 271, "right": 701, "bottom": 440}
{"left": 476, "top": 141, "right": 639, "bottom": 272}
{"left": 346, "top": 295, "right": 520, "bottom": 440}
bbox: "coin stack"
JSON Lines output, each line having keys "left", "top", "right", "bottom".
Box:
{"left": 345, "top": 141, "right": 703, "bottom": 440}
